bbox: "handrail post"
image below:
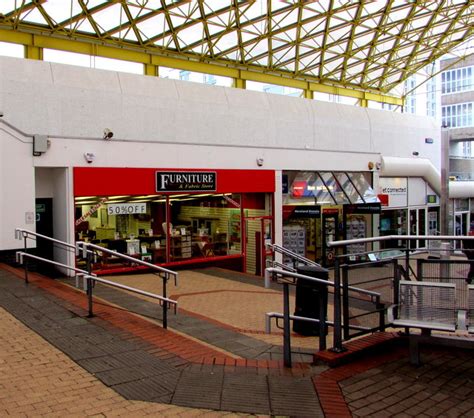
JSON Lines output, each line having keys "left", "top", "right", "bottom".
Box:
{"left": 331, "top": 258, "right": 346, "bottom": 353}
{"left": 23, "top": 233, "right": 29, "bottom": 284}
{"left": 86, "top": 247, "right": 94, "bottom": 317}
{"left": 342, "top": 265, "right": 350, "bottom": 340}
{"left": 377, "top": 296, "right": 385, "bottom": 332}
{"left": 283, "top": 282, "right": 292, "bottom": 368}
{"left": 405, "top": 246, "right": 410, "bottom": 278}
{"left": 87, "top": 276, "right": 94, "bottom": 317}
{"left": 319, "top": 286, "right": 327, "bottom": 351}
{"left": 162, "top": 273, "right": 168, "bottom": 329}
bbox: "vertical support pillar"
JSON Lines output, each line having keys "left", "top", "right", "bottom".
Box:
{"left": 234, "top": 78, "right": 246, "bottom": 89}
{"left": 145, "top": 63, "right": 158, "bottom": 77}
{"left": 359, "top": 98, "right": 368, "bottom": 107}
{"left": 303, "top": 89, "right": 313, "bottom": 100}
{"left": 25, "top": 45, "right": 43, "bottom": 60}
{"left": 440, "top": 127, "right": 450, "bottom": 236}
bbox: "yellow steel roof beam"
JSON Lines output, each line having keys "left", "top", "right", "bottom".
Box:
{"left": 0, "top": 27, "right": 402, "bottom": 106}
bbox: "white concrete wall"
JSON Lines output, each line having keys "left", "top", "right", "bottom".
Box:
{"left": 0, "top": 123, "right": 35, "bottom": 250}
{"left": 0, "top": 56, "right": 442, "bottom": 253}
{"left": 0, "top": 56, "right": 440, "bottom": 172}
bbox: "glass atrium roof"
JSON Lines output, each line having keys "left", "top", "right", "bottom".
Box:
{"left": 0, "top": 1, "right": 472, "bottom": 96}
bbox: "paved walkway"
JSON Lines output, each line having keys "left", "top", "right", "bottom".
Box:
{"left": 1, "top": 264, "right": 474, "bottom": 417}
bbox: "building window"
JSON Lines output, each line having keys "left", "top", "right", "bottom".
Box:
{"left": 426, "top": 76, "right": 437, "bottom": 118}
{"left": 441, "top": 66, "right": 473, "bottom": 95}
{"left": 403, "top": 76, "right": 416, "bottom": 114}
{"left": 179, "top": 70, "right": 190, "bottom": 81}
{"left": 442, "top": 102, "right": 474, "bottom": 128}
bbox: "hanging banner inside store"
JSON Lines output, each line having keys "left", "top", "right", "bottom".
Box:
{"left": 107, "top": 203, "right": 146, "bottom": 215}
{"left": 156, "top": 171, "right": 217, "bottom": 192}
{"left": 75, "top": 198, "right": 108, "bottom": 226}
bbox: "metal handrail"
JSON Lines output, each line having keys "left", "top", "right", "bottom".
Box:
{"left": 16, "top": 251, "right": 95, "bottom": 282}
{"left": 265, "top": 267, "right": 381, "bottom": 299}
{"left": 265, "top": 266, "right": 382, "bottom": 367}
{"left": 15, "top": 251, "right": 177, "bottom": 328}
{"left": 267, "top": 243, "right": 321, "bottom": 267}
{"left": 328, "top": 234, "right": 474, "bottom": 247}
{"left": 77, "top": 241, "right": 178, "bottom": 285}
{"left": 16, "top": 228, "right": 76, "bottom": 250}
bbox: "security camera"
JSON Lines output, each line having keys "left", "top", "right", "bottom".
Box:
{"left": 84, "top": 152, "right": 95, "bottom": 164}
{"left": 256, "top": 157, "right": 264, "bottom": 166}
{"left": 103, "top": 129, "right": 114, "bottom": 140}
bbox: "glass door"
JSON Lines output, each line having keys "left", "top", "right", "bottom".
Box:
{"left": 409, "top": 208, "right": 427, "bottom": 249}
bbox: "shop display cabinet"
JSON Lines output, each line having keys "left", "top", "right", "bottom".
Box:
{"left": 170, "top": 234, "right": 192, "bottom": 259}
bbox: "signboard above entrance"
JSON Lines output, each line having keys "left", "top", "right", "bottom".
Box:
{"left": 156, "top": 171, "right": 217, "bottom": 192}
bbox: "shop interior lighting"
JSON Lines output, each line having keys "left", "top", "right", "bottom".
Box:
{"left": 75, "top": 196, "right": 98, "bottom": 201}
{"left": 107, "top": 195, "right": 131, "bottom": 200}
{"left": 76, "top": 200, "right": 99, "bottom": 205}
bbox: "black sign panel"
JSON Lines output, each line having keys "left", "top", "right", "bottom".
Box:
{"left": 156, "top": 171, "right": 217, "bottom": 192}
{"left": 344, "top": 203, "right": 382, "bottom": 214}
{"left": 292, "top": 205, "right": 321, "bottom": 218}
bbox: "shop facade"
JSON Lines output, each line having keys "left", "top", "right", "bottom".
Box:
{"left": 282, "top": 170, "right": 380, "bottom": 266}
{"left": 377, "top": 177, "right": 440, "bottom": 250}
{"left": 74, "top": 167, "right": 275, "bottom": 275}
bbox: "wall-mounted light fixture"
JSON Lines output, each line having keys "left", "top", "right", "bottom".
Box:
{"left": 256, "top": 157, "right": 264, "bottom": 166}
{"left": 103, "top": 128, "right": 114, "bottom": 140}
{"left": 84, "top": 152, "right": 95, "bottom": 164}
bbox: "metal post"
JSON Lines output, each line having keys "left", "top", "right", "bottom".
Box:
{"left": 342, "top": 266, "right": 350, "bottom": 340}
{"left": 162, "top": 273, "right": 168, "bottom": 329}
{"left": 87, "top": 276, "right": 93, "bottom": 317}
{"left": 405, "top": 247, "right": 410, "bottom": 279}
{"left": 283, "top": 282, "right": 292, "bottom": 368}
{"left": 318, "top": 287, "right": 327, "bottom": 351}
{"left": 440, "top": 127, "right": 450, "bottom": 236}
{"left": 23, "top": 235, "right": 29, "bottom": 284}
{"left": 377, "top": 296, "right": 385, "bottom": 332}
{"left": 86, "top": 248, "right": 94, "bottom": 317}
{"left": 331, "top": 258, "right": 346, "bottom": 353}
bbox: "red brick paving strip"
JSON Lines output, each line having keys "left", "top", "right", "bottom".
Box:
{"left": 1, "top": 264, "right": 310, "bottom": 374}
{"left": 312, "top": 335, "right": 407, "bottom": 418}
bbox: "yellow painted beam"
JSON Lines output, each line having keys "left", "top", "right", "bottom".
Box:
{"left": 303, "top": 89, "right": 313, "bottom": 100}
{"left": 25, "top": 45, "right": 42, "bottom": 60}
{"left": 0, "top": 29, "right": 403, "bottom": 106}
{"left": 144, "top": 63, "right": 157, "bottom": 76}
{"left": 233, "top": 78, "right": 246, "bottom": 89}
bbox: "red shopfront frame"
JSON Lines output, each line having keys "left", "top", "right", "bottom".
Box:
{"left": 73, "top": 167, "right": 275, "bottom": 274}
{"left": 74, "top": 167, "right": 275, "bottom": 196}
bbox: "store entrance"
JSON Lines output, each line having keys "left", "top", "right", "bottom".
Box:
{"left": 409, "top": 208, "right": 427, "bottom": 249}
{"left": 454, "top": 212, "right": 469, "bottom": 249}
{"left": 322, "top": 212, "right": 338, "bottom": 267}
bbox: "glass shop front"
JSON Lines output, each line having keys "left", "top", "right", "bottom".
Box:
{"left": 282, "top": 171, "right": 380, "bottom": 266}
{"left": 74, "top": 168, "right": 275, "bottom": 275}
{"left": 377, "top": 177, "right": 440, "bottom": 251}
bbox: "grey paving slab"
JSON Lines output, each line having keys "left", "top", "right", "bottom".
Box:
{"left": 113, "top": 376, "right": 174, "bottom": 403}
{"left": 0, "top": 268, "right": 325, "bottom": 415}
{"left": 172, "top": 369, "right": 223, "bottom": 410}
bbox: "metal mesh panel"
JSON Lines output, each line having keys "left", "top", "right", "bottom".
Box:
{"left": 343, "top": 260, "right": 395, "bottom": 334}
{"left": 398, "top": 282, "right": 456, "bottom": 325}
{"left": 418, "top": 260, "right": 472, "bottom": 309}
{"left": 469, "top": 286, "right": 474, "bottom": 326}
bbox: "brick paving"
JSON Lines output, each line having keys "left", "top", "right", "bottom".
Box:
{"left": 2, "top": 263, "right": 474, "bottom": 417}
